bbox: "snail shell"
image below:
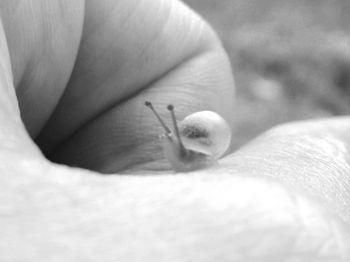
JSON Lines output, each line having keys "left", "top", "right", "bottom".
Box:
{"left": 179, "top": 111, "right": 231, "bottom": 160}
{"left": 145, "top": 102, "right": 232, "bottom": 172}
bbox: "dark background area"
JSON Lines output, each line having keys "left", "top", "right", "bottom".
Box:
{"left": 184, "top": 0, "right": 350, "bottom": 149}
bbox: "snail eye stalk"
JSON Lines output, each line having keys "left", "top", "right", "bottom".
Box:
{"left": 167, "top": 104, "right": 187, "bottom": 155}
{"left": 145, "top": 101, "right": 171, "bottom": 134}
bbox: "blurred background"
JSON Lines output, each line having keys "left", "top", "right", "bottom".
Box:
{"left": 184, "top": 0, "right": 350, "bottom": 149}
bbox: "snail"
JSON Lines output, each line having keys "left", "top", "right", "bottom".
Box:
{"left": 145, "top": 101, "right": 232, "bottom": 172}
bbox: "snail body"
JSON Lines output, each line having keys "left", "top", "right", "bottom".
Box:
{"left": 145, "top": 102, "right": 231, "bottom": 172}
